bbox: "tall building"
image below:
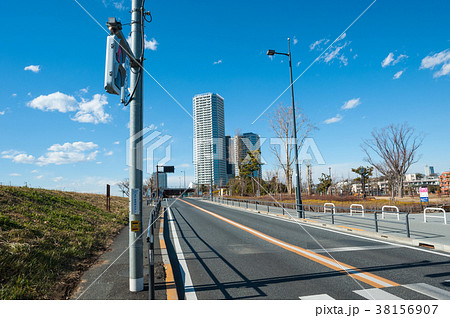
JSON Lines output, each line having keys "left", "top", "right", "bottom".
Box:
{"left": 193, "top": 93, "right": 227, "bottom": 186}
{"left": 231, "top": 132, "right": 262, "bottom": 178}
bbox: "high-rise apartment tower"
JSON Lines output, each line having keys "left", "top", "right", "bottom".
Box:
{"left": 193, "top": 93, "right": 227, "bottom": 186}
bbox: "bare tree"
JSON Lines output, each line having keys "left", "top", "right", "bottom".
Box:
{"left": 362, "top": 123, "right": 423, "bottom": 199}
{"left": 117, "top": 179, "right": 130, "bottom": 197}
{"left": 268, "top": 104, "right": 313, "bottom": 195}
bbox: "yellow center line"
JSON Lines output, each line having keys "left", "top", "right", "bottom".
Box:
{"left": 180, "top": 199, "right": 399, "bottom": 289}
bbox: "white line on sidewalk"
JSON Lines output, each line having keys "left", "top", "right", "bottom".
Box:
{"left": 167, "top": 207, "right": 197, "bottom": 300}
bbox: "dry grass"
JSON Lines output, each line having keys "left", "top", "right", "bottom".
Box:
{"left": 0, "top": 185, "right": 128, "bottom": 299}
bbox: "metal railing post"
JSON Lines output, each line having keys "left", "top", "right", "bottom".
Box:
{"left": 406, "top": 213, "right": 410, "bottom": 238}
{"left": 374, "top": 212, "right": 379, "bottom": 233}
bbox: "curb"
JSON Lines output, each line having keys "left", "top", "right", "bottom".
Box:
{"left": 159, "top": 209, "right": 178, "bottom": 300}
{"left": 204, "top": 199, "right": 450, "bottom": 255}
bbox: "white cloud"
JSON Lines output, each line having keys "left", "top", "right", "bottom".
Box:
{"left": 382, "top": 52, "right": 408, "bottom": 68}
{"left": 322, "top": 43, "right": 349, "bottom": 65}
{"left": 31, "top": 170, "right": 39, "bottom": 174}
{"left": 296, "top": 61, "right": 301, "bottom": 67}
{"left": 114, "top": 141, "right": 120, "bottom": 145}
{"left": 113, "top": 1, "right": 125, "bottom": 10}
{"left": 126, "top": 35, "right": 158, "bottom": 51}
{"left": 1, "top": 150, "right": 35, "bottom": 164}
{"left": 324, "top": 114, "right": 343, "bottom": 124}
{"left": 392, "top": 54, "right": 408, "bottom": 65}
{"left": 72, "top": 94, "right": 111, "bottom": 124}
{"left": 293, "top": 36, "right": 298, "bottom": 45}
{"left": 420, "top": 49, "right": 450, "bottom": 78}
{"left": 9, "top": 173, "right": 21, "bottom": 177}
{"left": 24, "top": 65, "right": 41, "bottom": 73}
{"left": 11, "top": 93, "right": 17, "bottom": 97}
{"left": 36, "top": 175, "right": 43, "bottom": 180}
{"left": 53, "top": 177, "right": 64, "bottom": 182}
{"left": 144, "top": 36, "right": 158, "bottom": 51}
{"left": 27, "top": 92, "right": 78, "bottom": 113}
{"left": 213, "top": 59, "right": 223, "bottom": 65}
{"left": 104, "top": 151, "right": 114, "bottom": 156}
{"left": 28, "top": 91, "right": 111, "bottom": 125}
{"left": 2, "top": 142, "right": 99, "bottom": 166}
{"left": 37, "top": 142, "right": 98, "bottom": 166}
{"left": 341, "top": 98, "right": 361, "bottom": 110}
{"left": 393, "top": 70, "right": 404, "bottom": 79}
{"left": 0, "top": 111, "right": 5, "bottom": 116}
{"left": 337, "top": 33, "right": 346, "bottom": 41}
{"left": 309, "top": 38, "right": 329, "bottom": 51}
{"left": 381, "top": 53, "right": 394, "bottom": 68}
{"left": 79, "top": 87, "right": 89, "bottom": 94}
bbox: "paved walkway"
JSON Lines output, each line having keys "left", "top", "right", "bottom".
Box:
{"left": 71, "top": 203, "right": 166, "bottom": 300}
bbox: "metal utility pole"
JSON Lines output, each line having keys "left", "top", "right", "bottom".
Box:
{"left": 129, "top": 0, "right": 144, "bottom": 292}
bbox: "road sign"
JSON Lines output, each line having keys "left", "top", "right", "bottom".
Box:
{"left": 131, "top": 188, "right": 141, "bottom": 214}
{"left": 419, "top": 187, "right": 429, "bottom": 203}
{"left": 131, "top": 221, "right": 139, "bottom": 232}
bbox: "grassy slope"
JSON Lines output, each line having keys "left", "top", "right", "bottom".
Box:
{"left": 0, "top": 186, "right": 128, "bottom": 299}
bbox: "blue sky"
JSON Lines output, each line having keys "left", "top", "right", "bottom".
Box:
{"left": 1, "top": 0, "right": 449, "bottom": 195}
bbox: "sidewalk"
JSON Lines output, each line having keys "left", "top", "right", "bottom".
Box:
{"left": 71, "top": 203, "right": 166, "bottom": 300}
{"left": 203, "top": 198, "right": 450, "bottom": 254}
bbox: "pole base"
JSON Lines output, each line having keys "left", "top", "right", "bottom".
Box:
{"left": 130, "top": 277, "right": 144, "bottom": 292}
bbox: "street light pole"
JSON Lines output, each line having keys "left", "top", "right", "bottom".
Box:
{"left": 267, "top": 38, "right": 303, "bottom": 218}
{"left": 287, "top": 38, "right": 303, "bottom": 219}
{"left": 129, "top": 0, "right": 144, "bottom": 292}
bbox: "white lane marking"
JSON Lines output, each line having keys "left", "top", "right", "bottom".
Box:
{"left": 300, "top": 294, "right": 335, "bottom": 300}
{"left": 204, "top": 200, "right": 450, "bottom": 258}
{"left": 309, "top": 245, "right": 400, "bottom": 253}
{"left": 404, "top": 283, "right": 450, "bottom": 300}
{"left": 354, "top": 288, "right": 403, "bottom": 300}
{"left": 167, "top": 207, "right": 197, "bottom": 300}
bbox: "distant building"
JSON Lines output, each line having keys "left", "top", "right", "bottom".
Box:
{"left": 425, "top": 165, "right": 435, "bottom": 177}
{"left": 440, "top": 172, "right": 450, "bottom": 195}
{"left": 404, "top": 172, "right": 440, "bottom": 193}
{"left": 230, "top": 132, "right": 262, "bottom": 178}
{"left": 152, "top": 172, "right": 167, "bottom": 190}
{"left": 193, "top": 93, "right": 227, "bottom": 187}
{"left": 225, "top": 135, "right": 235, "bottom": 182}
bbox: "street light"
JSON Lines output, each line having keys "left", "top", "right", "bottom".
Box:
{"left": 267, "top": 38, "right": 303, "bottom": 218}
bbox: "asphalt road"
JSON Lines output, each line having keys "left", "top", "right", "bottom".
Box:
{"left": 166, "top": 198, "right": 450, "bottom": 300}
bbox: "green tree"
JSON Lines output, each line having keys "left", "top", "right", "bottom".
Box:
{"left": 239, "top": 150, "right": 262, "bottom": 195}
{"left": 351, "top": 166, "right": 373, "bottom": 198}
{"left": 317, "top": 173, "right": 332, "bottom": 195}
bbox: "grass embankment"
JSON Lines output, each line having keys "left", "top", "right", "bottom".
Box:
{"left": 0, "top": 185, "right": 128, "bottom": 299}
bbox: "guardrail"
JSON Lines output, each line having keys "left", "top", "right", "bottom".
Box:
{"left": 324, "top": 203, "right": 336, "bottom": 214}
{"left": 146, "top": 198, "right": 162, "bottom": 300}
{"left": 350, "top": 204, "right": 365, "bottom": 217}
{"left": 424, "top": 207, "right": 447, "bottom": 224}
{"left": 382, "top": 205, "right": 400, "bottom": 220}
{"left": 209, "top": 197, "right": 410, "bottom": 238}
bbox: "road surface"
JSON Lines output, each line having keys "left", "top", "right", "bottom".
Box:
{"left": 166, "top": 198, "right": 450, "bottom": 300}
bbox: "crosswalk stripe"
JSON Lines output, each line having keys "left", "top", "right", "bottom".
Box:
{"left": 354, "top": 288, "right": 403, "bottom": 300}
{"left": 404, "top": 283, "right": 450, "bottom": 300}
{"left": 299, "top": 294, "right": 335, "bottom": 300}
